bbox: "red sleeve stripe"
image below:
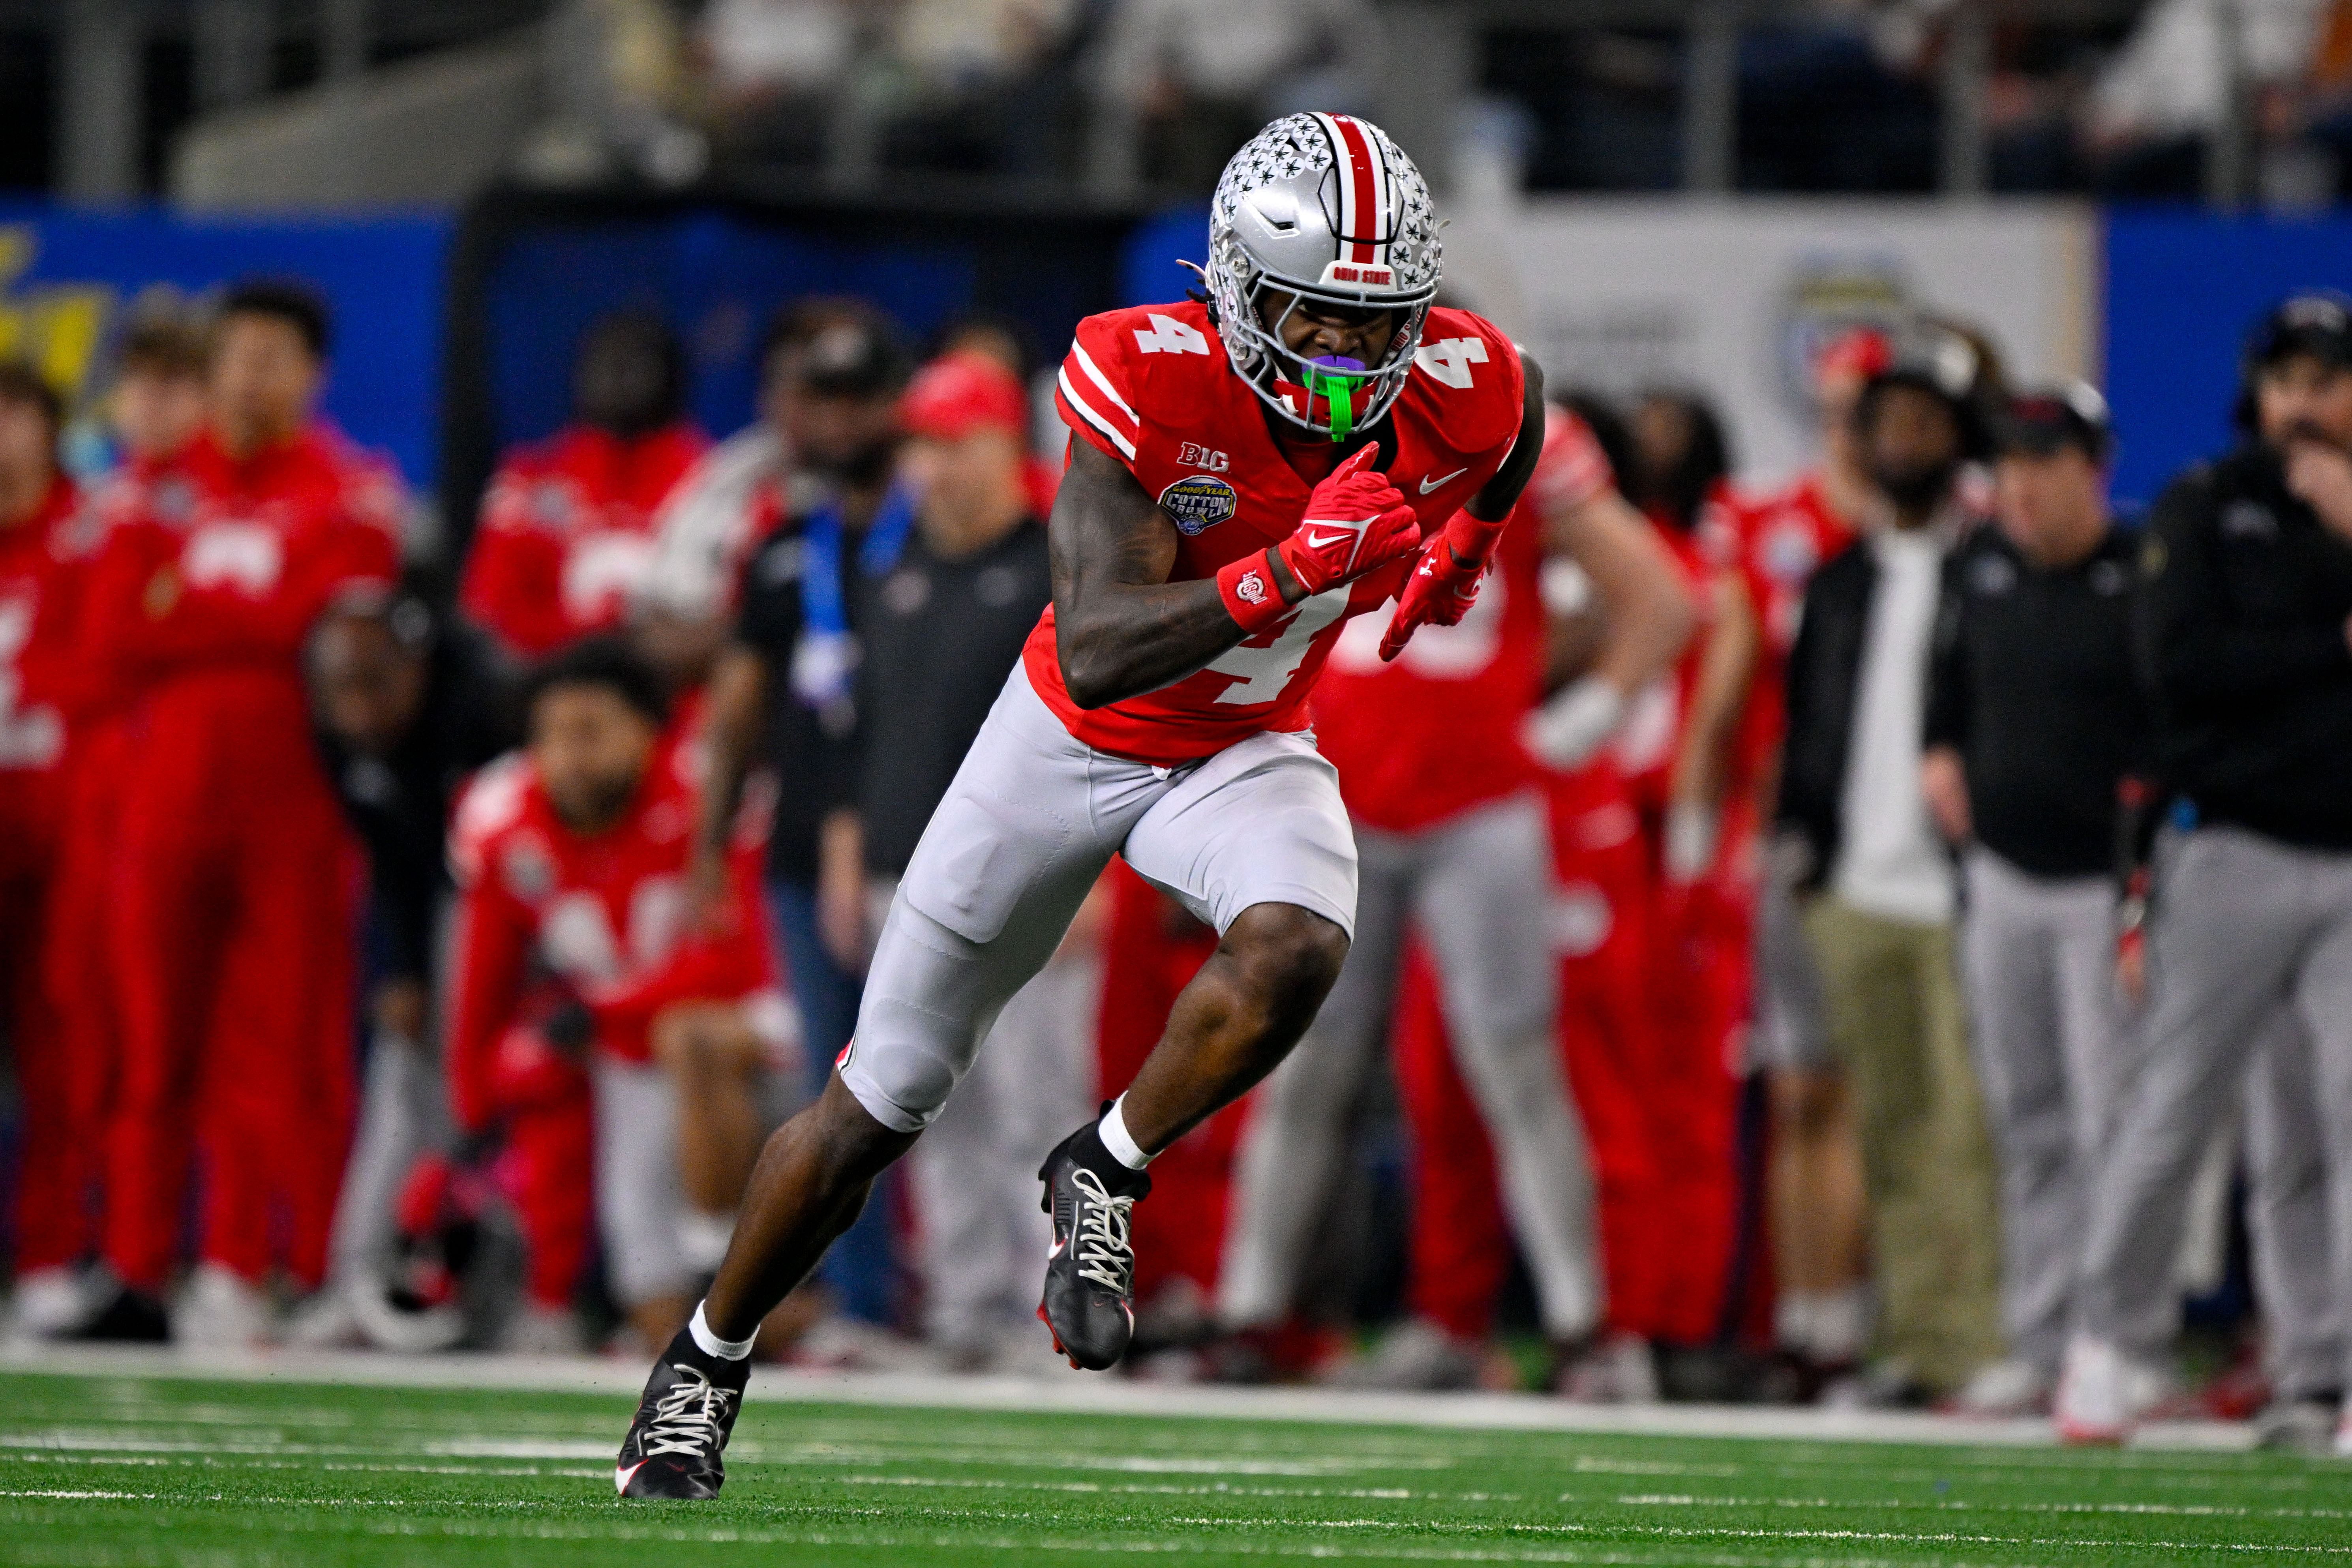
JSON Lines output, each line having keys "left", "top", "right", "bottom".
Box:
{"left": 1057, "top": 366, "right": 1137, "bottom": 460}
{"left": 1069, "top": 341, "right": 1139, "bottom": 428}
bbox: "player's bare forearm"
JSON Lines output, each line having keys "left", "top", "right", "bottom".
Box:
{"left": 1459, "top": 350, "right": 1547, "bottom": 535}
{"left": 1051, "top": 439, "right": 1268, "bottom": 709}
{"left": 1546, "top": 487, "right": 1696, "bottom": 694}
{"left": 1669, "top": 568, "right": 1760, "bottom": 810}
{"left": 693, "top": 644, "right": 766, "bottom": 863}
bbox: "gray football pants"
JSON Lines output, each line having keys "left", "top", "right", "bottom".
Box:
{"left": 907, "top": 932, "right": 1102, "bottom": 1355}
{"left": 2244, "top": 1007, "right": 2346, "bottom": 1402}
{"left": 1217, "top": 791, "right": 1602, "bottom": 1340}
{"left": 1959, "top": 849, "right": 2131, "bottom": 1374}
{"left": 329, "top": 1031, "right": 446, "bottom": 1286}
{"left": 2078, "top": 826, "right": 2352, "bottom": 1386}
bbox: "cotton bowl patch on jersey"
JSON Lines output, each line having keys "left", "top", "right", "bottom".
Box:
{"left": 1158, "top": 473, "right": 1240, "bottom": 535}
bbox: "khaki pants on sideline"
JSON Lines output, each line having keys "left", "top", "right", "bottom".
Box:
{"left": 1803, "top": 895, "right": 2003, "bottom": 1392}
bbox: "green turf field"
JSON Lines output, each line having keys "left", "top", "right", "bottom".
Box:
{"left": 0, "top": 1370, "right": 2346, "bottom": 1567}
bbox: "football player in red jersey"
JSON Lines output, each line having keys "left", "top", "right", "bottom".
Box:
{"left": 617, "top": 112, "right": 1545, "bottom": 1499}
{"left": 0, "top": 363, "right": 91, "bottom": 1336}
{"left": 86, "top": 281, "right": 403, "bottom": 1345}
{"left": 461, "top": 313, "right": 707, "bottom": 660}
{"left": 1219, "top": 400, "right": 1692, "bottom": 1390}
{"left": 446, "top": 640, "right": 789, "bottom": 1352}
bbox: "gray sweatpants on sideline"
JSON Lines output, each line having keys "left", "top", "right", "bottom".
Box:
{"left": 329, "top": 1032, "right": 447, "bottom": 1285}
{"left": 2078, "top": 825, "right": 2352, "bottom": 1386}
{"left": 2244, "top": 1007, "right": 2346, "bottom": 1402}
{"left": 1959, "top": 849, "right": 2132, "bottom": 1374}
{"left": 1217, "top": 791, "right": 1602, "bottom": 1340}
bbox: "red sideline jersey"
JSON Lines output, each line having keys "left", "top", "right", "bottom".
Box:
{"left": 0, "top": 476, "right": 87, "bottom": 789}
{"left": 1315, "top": 406, "right": 1615, "bottom": 833}
{"left": 1722, "top": 471, "right": 1855, "bottom": 776}
{"left": 1033, "top": 301, "right": 1525, "bottom": 766}
{"left": 444, "top": 725, "right": 776, "bottom": 1134}
{"left": 461, "top": 422, "right": 707, "bottom": 658}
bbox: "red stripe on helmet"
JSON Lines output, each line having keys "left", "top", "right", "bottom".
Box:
{"left": 1327, "top": 115, "right": 1380, "bottom": 265}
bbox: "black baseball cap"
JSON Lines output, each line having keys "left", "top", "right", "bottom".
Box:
{"left": 760, "top": 299, "right": 910, "bottom": 399}
{"left": 2248, "top": 292, "right": 2352, "bottom": 374}
{"left": 1997, "top": 381, "right": 2113, "bottom": 462}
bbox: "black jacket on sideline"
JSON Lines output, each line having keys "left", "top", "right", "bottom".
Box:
{"left": 1924, "top": 524, "right": 2151, "bottom": 880}
{"left": 2135, "top": 444, "right": 2352, "bottom": 851}
{"left": 1774, "top": 537, "right": 1878, "bottom": 891}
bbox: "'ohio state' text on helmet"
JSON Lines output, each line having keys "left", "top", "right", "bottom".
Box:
{"left": 1206, "top": 113, "right": 1441, "bottom": 439}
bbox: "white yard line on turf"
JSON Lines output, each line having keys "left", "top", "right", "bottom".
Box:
{"left": 0, "top": 1343, "right": 2257, "bottom": 1454}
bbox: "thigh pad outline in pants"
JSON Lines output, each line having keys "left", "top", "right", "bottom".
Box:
{"left": 1121, "top": 729, "right": 1359, "bottom": 941}
{"left": 840, "top": 671, "right": 1144, "bottom": 1134}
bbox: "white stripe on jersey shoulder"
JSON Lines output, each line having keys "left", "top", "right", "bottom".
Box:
{"left": 1070, "top": 341, "right": 1139, "bottom": 426}
{"left": 1058, "top": 365, "right": 1137, "bottom": 460}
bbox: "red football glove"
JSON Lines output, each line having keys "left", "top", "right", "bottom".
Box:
{"left": 1378, "top": 534, "right": 1487, "bottom": 661}
{"left": 1280, "top": 445, "right": 1423, "bottom": 595}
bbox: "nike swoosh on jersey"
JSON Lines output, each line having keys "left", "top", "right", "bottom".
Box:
{"left": 1420, "top": 468, "right": 1469, "bottom": 494}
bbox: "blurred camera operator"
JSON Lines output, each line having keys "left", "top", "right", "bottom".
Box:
{"left": 2059, "top": 294, "right": 2352, "bottom": 1452}
{"left": 1919, "top": 384, "right": 2150, "bottom": 1417}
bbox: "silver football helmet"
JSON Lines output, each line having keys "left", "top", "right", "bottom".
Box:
{"left": 1206, "top": 113, "right": 1441, "bottom": 440}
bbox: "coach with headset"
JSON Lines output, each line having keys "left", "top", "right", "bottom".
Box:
{"left": 2056, "top": 294, "right": 2352, "bottom": 1450}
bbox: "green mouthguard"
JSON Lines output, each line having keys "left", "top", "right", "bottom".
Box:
{"left": 1305, "top": 362, "right": 1362, "bottom": 441}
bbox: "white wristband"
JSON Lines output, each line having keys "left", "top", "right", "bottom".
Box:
{"left": 1520, "top": 676, "right": 1625, "bottom": 769}
{"left": 1665, "top": 802, "right": 1720, "bottom": 884}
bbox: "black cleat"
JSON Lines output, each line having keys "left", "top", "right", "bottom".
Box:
{"left": 73, "top": 1283, "right": 170, "bottom": 1343}
{"left": 615, "top": 1327, "right": 750, "bottom": 1500}
{"left": 1037, "top": 1120, "right": 1150, "bottom": 1371}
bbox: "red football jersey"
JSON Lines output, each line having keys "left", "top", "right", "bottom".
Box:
{"left": 1313, "top": 407, "right": 1615, "bottom": 833}
{"left": 1723, "top": 471, "right": 1855, "bottom": 778}
{"left": 444, "top": 722, "right": 775, "bottom": 1132}
{"left": 0, "top": 476, "right": 86, "bottom": 781}
{"left": 1030, "top": 300, "right": 1525, "bottom": 765}
{"left": 461, "top": 422, "right": 707, "bottom": 657}
{"left": 81, "top": 424, "right": 404, "bottom": 696}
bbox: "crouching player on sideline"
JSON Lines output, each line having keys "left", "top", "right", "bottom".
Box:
{"left": 615, "top": 111, "right": 1544, "bottom": 1498}
{"left": 445, "top": 638, "right": 793, "bottom": 1352}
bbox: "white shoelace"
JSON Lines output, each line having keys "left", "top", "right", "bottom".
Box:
{"left": 1069, "top": 1167, "right": 1137, "bottom": 1295}
{"left": 642, "top": 1365, "right": 736, "bottom": 1458}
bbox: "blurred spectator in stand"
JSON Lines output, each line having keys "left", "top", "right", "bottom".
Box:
{"left": 696, "top": 0, "right": 859, "bottom": 171}
{"left": 841, "top": 351, "right": 1072, "bottom": 1372}
{"left": 688, "top": 302, "right": 917, "bottom": 1356}
{"left": 1920, "top": 383, "right": 2149, "bottom": 1417}
{"left": 1774, "top": 325, "right": 2004, "bottom": 1405}
{"left": 2082, "top": 0, "right": 2326, "bottom": 196}
{"left": 291, "top": 588, "right": 516, "bottom": 1349}
{"left": 445, "top": 638, "right": 789, "bottom": 1354}
{"left": 1737, "top": 2, "right": 1943, "bottom": 192}
{"left": 21, "top": 321, "right": 212, "bottom": 1343}
{"left": 463, "top": 313, "right": 706, "bottom": 664}
{"left": 2058, "top": 294, "right": 2352, "bottom": 1453}
{"left": 886, "top": 0, "right": 1087, "bottom": 176}
{"left": 1729, "top": 329, "right": 1880, "bottom": 1396}
{"left": 522, "top": 0, "right": 709, "bottom": 187}
{"left": 80, "top": 281, "right": 404, "bottom": 1347}
{"left": 0, "top": 362, "right": 89, "bottom": 1340}
{"left": 1089, "top": 0, "right": 1378, "bottom": 189}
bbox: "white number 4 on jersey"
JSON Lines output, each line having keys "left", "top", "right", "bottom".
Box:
{"left": 1134, "top": 314, "right": 1211, "bottom": 355}
{"left": 1414, "top": 336, "right": 1487, "bottom": 388}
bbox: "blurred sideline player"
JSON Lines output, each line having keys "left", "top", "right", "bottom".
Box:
{"left": 617, "top": 112, "right": 1547, "bottom": 1497}
{"left": 21, "top": 320, "right": 211, "bottom": 1341}
{"left": 446, "top": 639, "right": 791, "bottom": 1352}
{"left": 1716, "top": 330, "right": 1879, "bottom": 1385}
{"left": 0, "top": 362, "right": 89, "bottom": 1336}
{"left": 294, "top": 589, "right": 515, "bottom": 1348}
{"left": 1222, "top": 395, "right": 1691, "bottom": 1392}
{"left": 462, "top": 313, "right": 707, "bottom": 661}
{"left": 84, "top": 282, "right": 403, "bottom": 1344}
